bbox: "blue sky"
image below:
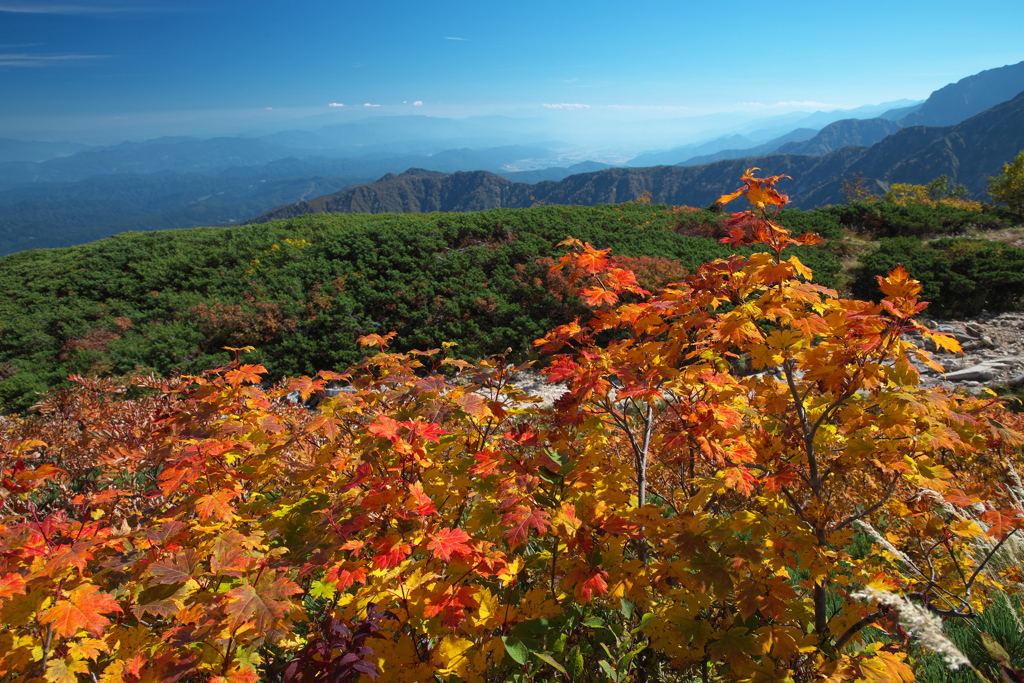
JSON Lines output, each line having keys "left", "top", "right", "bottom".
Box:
{"left": 2, "top": 0, "right": 1024, "bottom": 142}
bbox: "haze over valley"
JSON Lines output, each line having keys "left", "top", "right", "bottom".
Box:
{"left": 2, "top": 1, "right": 1024, "bottom": 256}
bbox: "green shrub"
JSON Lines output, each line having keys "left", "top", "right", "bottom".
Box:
{"left": 852, "top": 237, "right": 1024, "bottom": 315}
{"left": 824, "top": 201, "right": 1006, "bottom": 238}
{"left": 0, "top": 204, "right": 842, "bottom": 412}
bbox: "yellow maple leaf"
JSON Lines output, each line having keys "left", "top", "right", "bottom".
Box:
{"left": 434, "top": 635, "right": 475, "bottom": 677}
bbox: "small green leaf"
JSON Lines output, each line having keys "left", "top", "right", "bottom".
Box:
{"left": 619, "top": 598, "right": 635, "bottom": 619}
{"left": 583, "top": 616, "right": 606, "bottom": 628}
{"left": 534, "top": 492, "right": 554, "bottom": 507}
{"left": 598, "top": 660, "right": 620, "bottom": 682}
{"left": 552, "top": 632, "right": 568, "bottom": 653}
{"left": 533, "top": 652, "right": 568, "bottom": 675}
{"left": 620, "top": 642, "right": 648, "bottom": 670}
{"left": 629, "top": 612, "right": 655, "bottom": 635}
{"left": 545, "top": 447, "right": 568, "bottom": 466}
{"left": 538, "top": 467, "right": 560, "bottom": 484}
{"left": 513, "top": 617, "right": 557, "bottom": 638}
{"left": 570, "top": 647, "right": 584, "bottom": 680}
{"left": 502, "top": 636, "right": 530, "bottom": 665}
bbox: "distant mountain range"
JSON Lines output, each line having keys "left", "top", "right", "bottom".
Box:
{"left": 625, "top": 100, "right": 922, "bottom": 167}
{"left": 0, "top": 138, "right": 92, "bottom": 164}
{"left": 624, "top": 61, "right": 1024, "bottom": 168}
{"left": 2, "top": 60, "right": 1024, "bottom": 255}
{"left": 249, "top": 88, "right": 1024, "bottom": 221}
{"left": 0, "top": 145, "right": 569, "bottom": 255}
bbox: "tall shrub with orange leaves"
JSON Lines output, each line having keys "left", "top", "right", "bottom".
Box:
{"left": 2, "top": 171, "right": 1024, "bottom": 682}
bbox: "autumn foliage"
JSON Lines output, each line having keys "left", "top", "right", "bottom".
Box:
{"left": 4, "top": 170, "right": 1024, "bottom": 682}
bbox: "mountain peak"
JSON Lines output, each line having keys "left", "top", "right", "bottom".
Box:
{"left": 900, "top": 60, "right": 1024, "bottom": 127}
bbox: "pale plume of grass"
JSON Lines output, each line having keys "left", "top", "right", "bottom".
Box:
{"left": 852, "top": 586, "right": 971, "bottom": 671}
{"left": 854, "top": 519, "right": 924, "bottom": 579}
{"left": 1002, "top": 462, "right": 1024, "bottom": 511}
{"left": 913, "top": 485, "right": 1024, "bottom": 634}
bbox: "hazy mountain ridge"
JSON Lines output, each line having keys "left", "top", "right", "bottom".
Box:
{"left": 681, "top": 128, "right": 819, "bottom": 166}
{"left": 0, "top": 138, "right": 92, "bottom": 164}
{"left": 900, "top": 60, "right": 1024, "bottom": 127}
{"left": 2, "top": 62, "right": 1024, "bottom": 256}
{"left": 775, "top": 118, "right": 904, "bottom": 156}
{"left": 248, "top": 89, "right": 1024, "bottom": 220}
{"left": 0, "top": 145, "right": 569, "bottom": 255}
{"left": 649, "top": 61, "right": 1024, "bottom": 166}
{"left": 626, "top": 99, "right": 924, "bottom": 167}
{"left": 498, "top": 161, "right": 612, "bottom": 184}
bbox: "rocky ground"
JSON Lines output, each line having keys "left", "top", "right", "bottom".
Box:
{"left": 913, "top": 312, "right": 1024, "bottom": 391}
{"left": 510, "top": 312, "right": 1024, "bottom": 406}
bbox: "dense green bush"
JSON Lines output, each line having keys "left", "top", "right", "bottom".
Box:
{"left": 852, "top": 237, "right": 1024, "bottom": 315}
{"left": 775, "top": 207, "right": 845, "bottom": 241}
{"left": 823, "top": 201, "right": 1006, "bottom": 238}
{"left": 0, "top": 204, "right": 841, "bottom": 412}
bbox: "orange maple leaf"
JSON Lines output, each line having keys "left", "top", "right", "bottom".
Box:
{"left": 368, "top": 414, "right": 404, "bottom": 443}
{"left": 0, "top": 572, "right": 26, "bottom": 599}
{"left": 195, "top": 490, "right": 237, "bottom": 523}
{"left": 224, "top": 573, "right": 302, "bottom": 633}
{"left": 40, "top": 583, "right": 122, "bottom": 638}
{"left": 210, "top": 666, "right": 261, "bottom": 683}
{"left": 224, "top": 364, "right": 267, "bottom": 387}
{"left": 580, "top": 286, "right": 619, "bottom": 308}
{"left": 574, "top": 243, "right": 612, "bottom": 275}
{"left": 356, "top": 330, "right": 397, "bottom": 349}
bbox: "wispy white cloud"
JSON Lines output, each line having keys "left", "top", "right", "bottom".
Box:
{"left": 738, "top": 100, "right": 840, "bottom": 109}
{"left": 443, "top": 36, "right": 467, "bottom": 41}
{"left": 603, "top": 104, "right": 692, "bottom": 111}
{"left": 543, "top": 103, "right": 590, "bottom": 109}
{"left": 362, "top": 103, "right": 380, "bottom": 107}
{"left": 0, "top": 52, "right": 107, "bottom": 67}
{"left": 0, "top": 2, "right": 164, "bottom": 13}
{"left": 328, "top": 102, "right": 344, "bottom": 107}
{"left": 413, "top": 101, "right": 423, "bottom": 106}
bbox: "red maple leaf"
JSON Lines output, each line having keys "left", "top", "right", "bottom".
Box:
{"left": 367, "top": 414, "right": 403, "bottom": 443}
{"left": 325, "top": 565, "right": 368, "bottom": 590}
{"left": 423, "top": 585, "right": 480, "bottom": 628}
{"left": 577, "top": 569, "right": 609, "bottom": 603}
{"left": 543, "top": 356, "right": 580, "bottom": 384}
{"left": 502, "top": 506, "right": 550, "bottom": 547}
{"left": 426, "top": 528, "right": 474, "bottom": 563}
{"left": 407, "top": 481, "right": 437, "bottom": 516}
{"left": 407, "top": 420, "right": 447, "bottom": 443}
{"left": 372, "top": 536, "right": 412, "bottom": 570}
{"left": 0, "top": 572, "right": 26, "bottom": 599}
